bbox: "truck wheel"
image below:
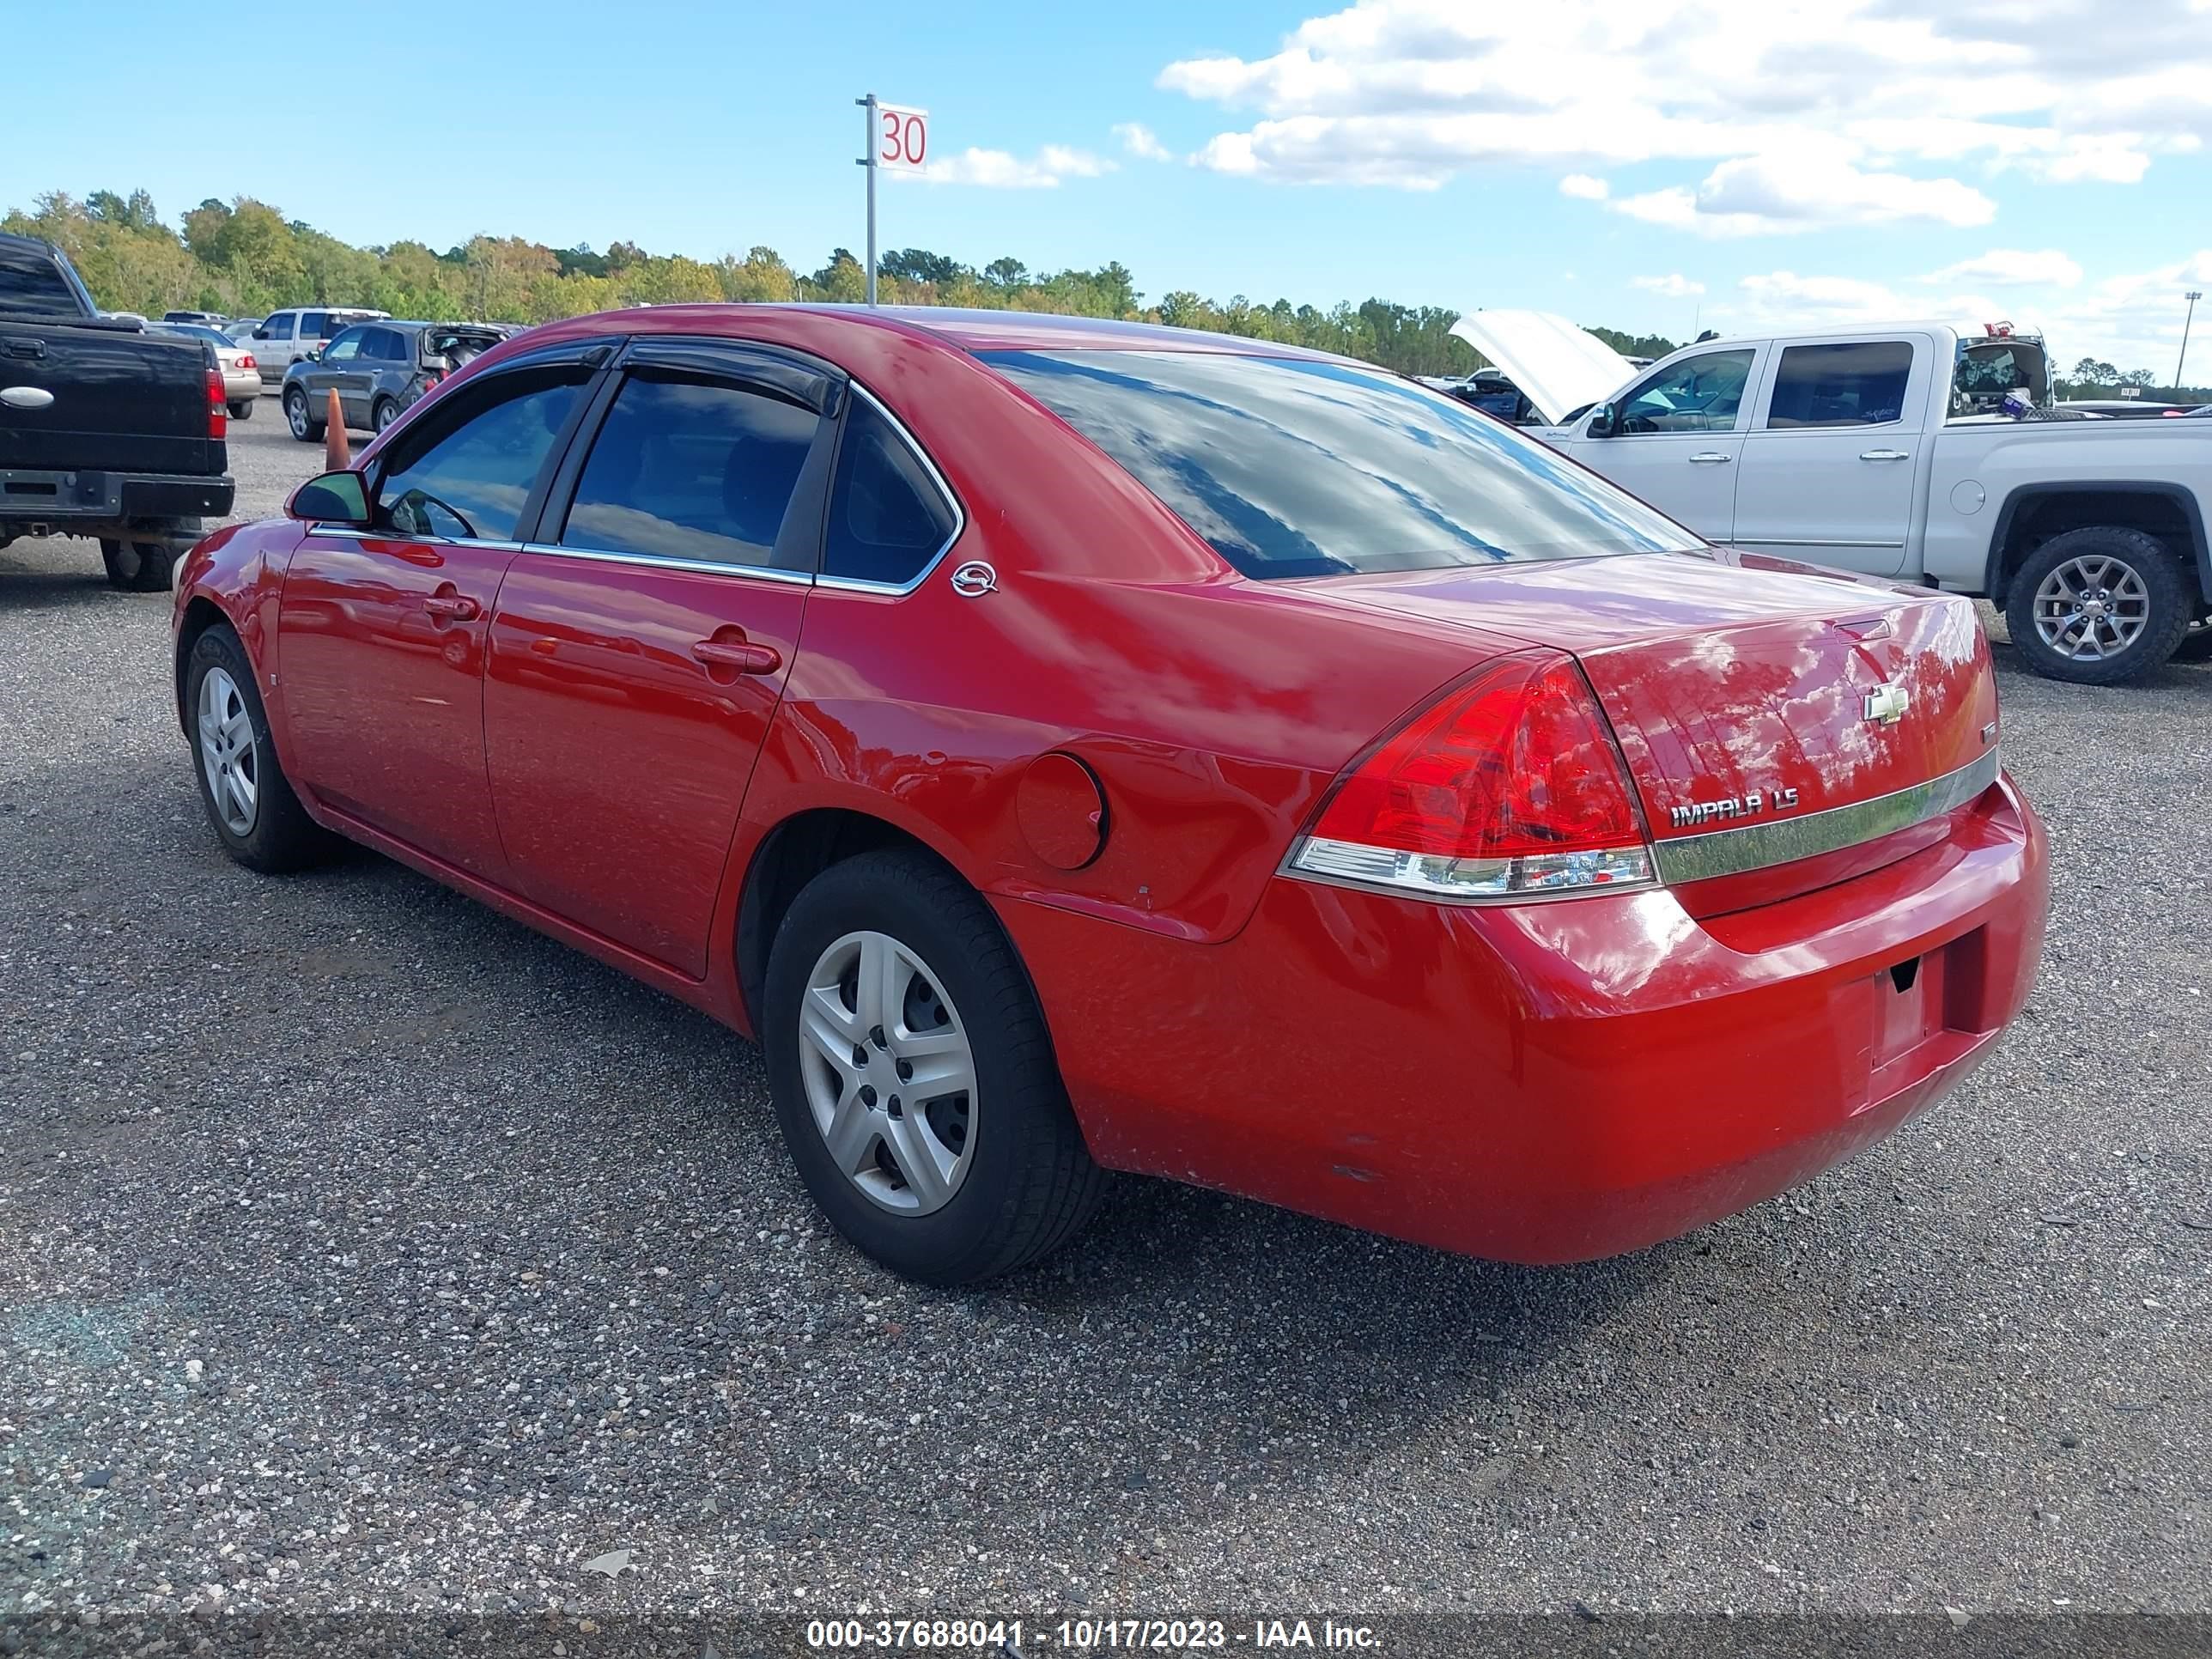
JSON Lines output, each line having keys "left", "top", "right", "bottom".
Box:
{"left": 2004, "top": 526, "right": 2193, "bottom": 685}
{"left": 763, "top": 848, "right": 1107, "bottom": 1285}
{"left": 182, "top": 625, "right": 329, "bottom": 872}
{"left": 284, "top": 386, "right": 323, "bottom": 444}
{"left": 100, "top": 538, "right": 179, "bottom": 593}
{"left": 228, "top": 398, "right": 254, "bottom": 420}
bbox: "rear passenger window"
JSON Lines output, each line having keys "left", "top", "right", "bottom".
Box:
{"left": 823, "top": 398, "right": 957, "bottom": 586}
{"left": 560, "top": 374, "right": 819, "bottom": 569}
{"left": 299, "top": 312, "right": 330, "bottom": 339}
{"left": 1765, "top": 342, "right": 1914, "bottom": 428}
{"left": 374, "top": 366, "right": 588, "bottom": 543}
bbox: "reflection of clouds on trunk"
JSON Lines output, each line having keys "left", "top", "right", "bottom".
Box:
{"left": 983, "top": 349, "right": 1699, "bottom": 578}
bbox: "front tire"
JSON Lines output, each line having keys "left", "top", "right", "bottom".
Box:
{"left": 100, "top": 538, "right": 178, "bottom": 592}
{"left": 2005, "top": 526, "right": 2192, "bottom": 684}
{"left": 763, "top": 848, "right": 1105, "bottom": 1285}
{"left": 284, "top": 386, "right": 324, "bottom": 444}
{"left": 182, "top": 626, "right": 329, "bottom": 872}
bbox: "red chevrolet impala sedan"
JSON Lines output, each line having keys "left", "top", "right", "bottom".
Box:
{"left": 172, "top": 306, "right": 2047, "bottom": 1284}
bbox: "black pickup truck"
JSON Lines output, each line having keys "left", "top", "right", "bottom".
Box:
{"left": 0, "top": 232, "right": 234, "bottom": 591}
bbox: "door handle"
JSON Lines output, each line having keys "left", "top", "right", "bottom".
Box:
{"left": 692, "top": 637, "right": 782, "bottom": 675}
{"left": 1860, "top": 449, "right": 1911, "bottom": 462}
{"left": 422, "top": 593, "right": 479, "bottom": 623}
{"left": 2, "top": 338, "right": 44, "bottom": 360}
{"left": 1687, "top": 451, "right": 1732, "bottom": 465}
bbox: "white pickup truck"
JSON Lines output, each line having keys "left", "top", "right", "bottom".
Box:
{"left": 1451, "top": 312, "right": 2212, "bottom": 684}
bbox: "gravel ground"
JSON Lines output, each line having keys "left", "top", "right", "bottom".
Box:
{"left": 3, "top": 403, "right": 2209, "bottom": 1644}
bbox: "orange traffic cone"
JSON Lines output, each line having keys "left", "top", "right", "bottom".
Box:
{"left": 325, "top": 388, "right": 350, "bottom": 471}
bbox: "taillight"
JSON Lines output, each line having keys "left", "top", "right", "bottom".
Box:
{"left": 1289, "top": 650, "right": 1656, "bottom": 901}
{"left": 238, "top": 353, "right": 256, "bottom": 371}
{"left": 207, "top": 366, "right": 226, "bottom": 439}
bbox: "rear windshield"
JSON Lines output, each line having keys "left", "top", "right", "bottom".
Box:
{"left": 981, "top": 349, "right": 1697, "bottom": 578}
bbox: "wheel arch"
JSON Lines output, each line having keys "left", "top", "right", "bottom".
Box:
{"left": 1984, "top": 482, "right": 2210, "bottom": 607}
{"left": 173, "top": 594, "right": 234, "bottom": 734}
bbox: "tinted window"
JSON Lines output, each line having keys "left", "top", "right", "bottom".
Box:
{"left": 561, "top": 374, "right": 817, "bottom": 569}
{"left": 0, "top": 244, "right": 80, "bottom": 313}
{"left": 374, "top": 366, "right": 587, "bottom": 542}
{"left": 259, "top": 314, "right": 294, "bottom": 341}
{"left": 1766, "top": 341, "right": 1914, "bottom": 428}
{"left": 983, "top": 349, "right": 1696, "bottom": 579}
{"left": 823, "top": 398, "right": 957, "bottom": 585}
{"left": 299, "top": 311, "right": 331, "bottom": 339}
{"left": 322, "top": 328, "right": 364, "bottom": 362}
{"left": 1617, "top": 350, "right": 1756, "bottom": 434}
{"left": 158, "top": 324, "right": 229, "bottom": 347}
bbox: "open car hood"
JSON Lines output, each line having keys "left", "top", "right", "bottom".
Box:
{"left": 1447, "top": 309, "right": 1638, "bottom": 426}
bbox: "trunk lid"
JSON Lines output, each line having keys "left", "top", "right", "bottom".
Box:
{"left": 0, "top": 319, "right": 215, "bottom": 474}
{"left": 1311, "top": 551, "right": 2001, "bottom": 891}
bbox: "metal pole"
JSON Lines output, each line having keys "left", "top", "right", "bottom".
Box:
{"left": 855, "top": 93, "right": 878, "bottom": 307}
{"left": 2177, "top": 291, "right": 2202, "bottom": 392}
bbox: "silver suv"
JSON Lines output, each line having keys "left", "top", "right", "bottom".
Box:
{"left": 247, "top": 307, "right": 390, "bottom": 383}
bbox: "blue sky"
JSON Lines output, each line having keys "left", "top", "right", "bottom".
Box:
{"left": 9, "top": 0, "right": 2211, "bottom": 374}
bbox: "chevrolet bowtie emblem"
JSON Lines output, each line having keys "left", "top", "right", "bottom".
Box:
{"left": 1864, "top": 684, "right": 1911, "bottom": 726}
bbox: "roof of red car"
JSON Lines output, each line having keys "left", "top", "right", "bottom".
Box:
{"left": 520, "top": 302, "right": 1344, "bottom": 362}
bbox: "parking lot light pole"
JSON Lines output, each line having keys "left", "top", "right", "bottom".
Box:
{"left": 856, "top": 93, "right": 878, "bottom": 307}
{"left": 2179, "top": 291, "right": 2202, "bottom": 391}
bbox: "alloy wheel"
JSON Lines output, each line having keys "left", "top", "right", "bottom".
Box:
{"left": 2033, "top": 554, "right": 2150, "bottom": 662}
{"left": 197, "top": 666, "right": 258, "bottom": 836}
{"left": 286, "top": 391, "right": 308, "bottom": 439}
{"left": 797, "top": 929, "right": 976, "bottom": 1216}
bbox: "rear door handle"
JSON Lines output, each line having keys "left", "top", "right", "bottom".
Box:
{"left": 1860, "top": 449, "right": 1911, "bottom": 461}
{"left": 693, "top": 637, "right": 782, "bottom": 675}
{"left": 422, "top": 593, "right": 479, "bottom": 622}
{"left": 1687, "top": 451, "right": 1732, "bottom": 465}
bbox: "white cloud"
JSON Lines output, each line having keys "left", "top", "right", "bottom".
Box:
{"left": 1157, "top": 1, "right": 2212, "bottom": 228}
{"left": 914, "top": 145, "right": 1116, "bottom": 189}
{"left": 1922, "top": 248, "right": 2084, "bottom": 288}
{"left": 1611, "top": 147, "right": 1996, "bottom": 236}
{"left": 1632, "top": 273, "right": 1705, "bottom": 298}
{"left": 1113, "top": 123, "right": 1174, "bottom": 161}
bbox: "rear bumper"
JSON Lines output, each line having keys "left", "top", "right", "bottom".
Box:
{"left": 0, "top": 468, "right": 234, "bottom": 533}
{"left": 1004, "top": 773, "right": 2048, "bottom": 1264}
{"left": 222, "top": 369, "right": 259, "bottom": 403}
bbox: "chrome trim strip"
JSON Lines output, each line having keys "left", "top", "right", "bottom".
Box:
{"left": 1723, "top": 537, "right": 1906, "bottom": 550}
{"left": 515, "top": 542, "right": 817, "bottom": 586}
{"left": 1652, "top": 749, "right": 2002, "bottom": 885}
{"left": 309, "top": 526, "right": 524, "bottom": 553}
{"left": 818, "top": 382, "right": 968, "bottom": 597}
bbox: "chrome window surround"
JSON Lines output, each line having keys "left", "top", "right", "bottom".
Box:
{"left": 1652, "top": 748, "right": 2002, "bottom": 886}
{"left": 311, "top": 381, "right": 967, "bottom": 598}
{"left": 813, "top": 381, "right": 967, "bottom": 597}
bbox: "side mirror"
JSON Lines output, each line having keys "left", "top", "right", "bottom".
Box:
{"left": 303, "top": 346, "right": 323, "bottom": 362}
{"left": 1586, "top": 403, "right": 1617, "bottom": 438}
{"left": 252, "top": 327, "right": 270, "bottom": 340}
{"left": 289, "top": 469, "right": 370, "bottom": 526}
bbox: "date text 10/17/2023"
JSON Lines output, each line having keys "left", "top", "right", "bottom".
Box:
{"left": 803, "top": 1618, "right": 1384, "bottom": 1650}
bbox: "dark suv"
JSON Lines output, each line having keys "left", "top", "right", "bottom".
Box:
{"left": 281, "top": 319, "right": 510, "bottom": 441}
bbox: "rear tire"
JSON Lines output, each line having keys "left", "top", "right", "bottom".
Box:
{"left": 371, "top": 397, "right": 399, "bottom": 434}
{"left": 100, "top": 538, "right": 178, "bottom": 592}
{"left": 2003, "top": 526, "right": 2192, "bottom": 685}
{"left": 182, "top": 625, "right": 329, "bottom": 873}
{"left": 763, "top": 848, "right": 1106, "bottom": 1285}
{"left": 285, "top": 386, "right": 323, "bottom": 444}
{"left": 228, "top": 399, "right": 254, "bottom": 420}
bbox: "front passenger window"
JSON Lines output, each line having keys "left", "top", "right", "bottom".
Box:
{"left": 1617, "top": 349, "right": 1757, "bottom": 434}
{"left": 373, "top": 366, "right": 587, "bottom": 543}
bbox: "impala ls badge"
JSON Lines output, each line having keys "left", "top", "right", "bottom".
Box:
{"left": 1668, "top": 787, "right": 1802, "bottom": 831}
{"left": 950, "top": 560, "right": 998, "bottom": 598}
{"left": 1863, "top": 683, "right": 1911, "bottom": 726}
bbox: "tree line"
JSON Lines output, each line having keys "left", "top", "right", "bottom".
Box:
{"left": 3, "top": 187, "right": 1644, "bottom": 379}
{"left": 8, "top": 188, "right": 2202, "bottom": 397}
